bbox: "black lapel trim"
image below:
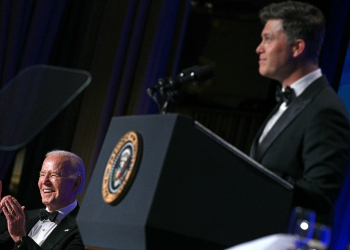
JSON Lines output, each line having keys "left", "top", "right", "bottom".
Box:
{"left": 254, "top": 76, "right": 329, "bottom": 162}
{"left": 250, "top": 102, "right": 281, "bottom": 159}
{"left": 40, "top": 206, "right": 79, "bottom": 250}
{"left": 25, "top": 208, "right": 41, "bottom": 234}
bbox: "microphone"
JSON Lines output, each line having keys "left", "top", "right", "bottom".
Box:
{"left": 148, "top": 65, "right": 214, "bottom": 95}
{"left": 176, "top": 65, "right": 213, "bottom": 86}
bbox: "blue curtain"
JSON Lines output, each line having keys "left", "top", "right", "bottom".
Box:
{"left": 331, "top": 31, "right": 350, "bottom": 250}
{"left": 0, "top": 0, "right": 191, "bottom": 208}
{"left": 1, "top": 0, "right": 350, "bottom": 248}
{"left": 322, "top": 0, "right": 350, "bottom": 249}
{"left": 89, "top": 0, "right": 191, "bottom": 172}
{"left": 134, "top": 0, "right": 189, "bottom": 115}
{"left": 0, "top": 0, "right": 68, "bottom": 181}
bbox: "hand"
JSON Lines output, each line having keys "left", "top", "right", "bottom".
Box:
{"left": 0, "top": 181, "right": 9, "bottom": 214}
{"left": 0, "top": 181, "right": 13, "bottom": 214}
{"left": 2, "top": 196, "right": 26, "bottom": 242}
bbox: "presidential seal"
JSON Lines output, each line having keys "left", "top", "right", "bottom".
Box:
{"left": 102, "top": 131, "right": 142, "bottom": 205}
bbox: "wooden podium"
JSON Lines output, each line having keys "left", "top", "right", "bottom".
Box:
{"left": 77, "top": 114, "right": 293, "bottom": 250}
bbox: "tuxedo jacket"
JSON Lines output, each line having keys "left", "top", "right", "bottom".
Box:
{"left": 0, "top": 206, "right": 84, "bottom": 250}
{"left": 250, "top": 76, "right": 350, "bottom": 223}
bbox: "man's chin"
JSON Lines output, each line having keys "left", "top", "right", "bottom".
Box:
{"left": 258, "top": 68, "right": 268, "bottom": 77}
{"left": 259, "top": 68, "right": 269, "bottom": 76}
{"left": 259, "top": 70, "right": 277, "bottom": 80}
{"left": 42, "top": 198, "right": 53, "bottom": 206}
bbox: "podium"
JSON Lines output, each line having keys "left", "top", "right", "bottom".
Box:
{"left": 77, "top": 114, "right": 293, "bottom": 250}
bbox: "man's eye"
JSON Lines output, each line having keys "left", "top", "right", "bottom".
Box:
{"left": 263, "top": 35, "right": 271, "bottom": 42}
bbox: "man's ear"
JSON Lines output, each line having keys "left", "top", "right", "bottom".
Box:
{"left": 72, "top": 176, "right": 82, "bottom": 192}
{"left": 292, "top": 39, "right": 306, "bottom": 57}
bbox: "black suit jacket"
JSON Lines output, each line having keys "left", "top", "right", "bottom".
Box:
{"left": 0, "top": 206, "right": 84, "bottom": 250}
{"left": 250, "top": 76, "right": 350, "bottom": 223}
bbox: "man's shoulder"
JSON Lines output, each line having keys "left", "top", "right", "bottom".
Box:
{"left": 304, "top": 76, "right": 347, "bottom": 110}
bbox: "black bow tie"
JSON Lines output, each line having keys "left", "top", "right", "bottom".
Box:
{"left": 275, "top": 86, "right": 296, "bottom": 105}
{"left": 39, "top": 209, "right": 59, "bottom": 222}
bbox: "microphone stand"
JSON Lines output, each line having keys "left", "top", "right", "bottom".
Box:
{"left": 147, "top": 77, "right": 180, "bottom": 114}
{"left": 147, "top": 65, "right": 214, "bottom": 114}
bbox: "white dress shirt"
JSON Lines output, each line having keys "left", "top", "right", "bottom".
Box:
{"left": 259, "top": 69, "right": 322, "bottom": 143}
{"left": 28, "top": 200, "right": 77, "bottom": 246}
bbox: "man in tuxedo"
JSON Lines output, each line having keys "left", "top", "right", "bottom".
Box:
{"left": 250, "top": 1, "right": 350, "bottom": 224}
{"left": 0, "top": 150, "right": 85, "bottom": 250}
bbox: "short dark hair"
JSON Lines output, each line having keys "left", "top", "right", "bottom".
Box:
{"left": 259, "top": 1, "right": 325, "bottom": 63}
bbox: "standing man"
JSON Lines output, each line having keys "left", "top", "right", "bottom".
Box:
{"left": 0, "top": 150, "right": 85, "bottom": 250}
{"left": 250, "top": 1, "right": 350, "bottom": 224}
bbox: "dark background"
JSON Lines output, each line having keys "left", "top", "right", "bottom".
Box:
{"left": 0, "top": 0, "right": 349, "bottom": 248}
{"left": 0, "top": 2, "right": 349, "bottom": 248}
{"left": 0, "top": 0, "right": 345, "bottom": 209}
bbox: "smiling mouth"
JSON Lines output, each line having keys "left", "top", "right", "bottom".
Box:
{"left": 44, "top": 190, "right": 54, "bottom": 193}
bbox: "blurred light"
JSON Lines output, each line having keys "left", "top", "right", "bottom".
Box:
{"left": 205, "top": 2, "right": 213, "bottom": 9}
{"left": 300, "top": 221, "right": 309, "bottom": 230}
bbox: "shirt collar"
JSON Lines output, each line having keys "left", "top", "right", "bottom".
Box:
{"left": 285, "top": 68, "right": 322, "bottom": 97}
{"left": 46, "top": 200, "right": 77, "bottom": 222}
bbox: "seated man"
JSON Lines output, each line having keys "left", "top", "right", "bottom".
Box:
{"left": 0, "top": 150, "right": 85, "bottom": 250}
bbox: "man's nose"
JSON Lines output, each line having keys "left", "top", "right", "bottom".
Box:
{"left": 40, "top": 174, "right": 50, "bottom": 183}
{"left": 256, "top": 42, "right": 263, "bottom": 54}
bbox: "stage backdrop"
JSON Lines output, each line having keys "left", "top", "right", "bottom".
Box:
{"left": 331, "top": 31, "right": 350, "bottom": 250}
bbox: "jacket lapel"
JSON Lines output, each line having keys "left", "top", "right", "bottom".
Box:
{"left": 25, "top": 208, "right": 41, "bottom": 234}
{"left": 250, "top": 102, "right": 281, "bottom": 159}
{"left": 40, "top": 206, "right": 79, "bottom": 250}
{"left": 256, "top": 97, "right": 309, "bottom": 161}
{"left": 252, "top": 76, "right": 329, "bottom": 162}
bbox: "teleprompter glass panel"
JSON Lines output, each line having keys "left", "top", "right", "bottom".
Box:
{"left": 0, "top": 64, "right": 92, "bottom": 150}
